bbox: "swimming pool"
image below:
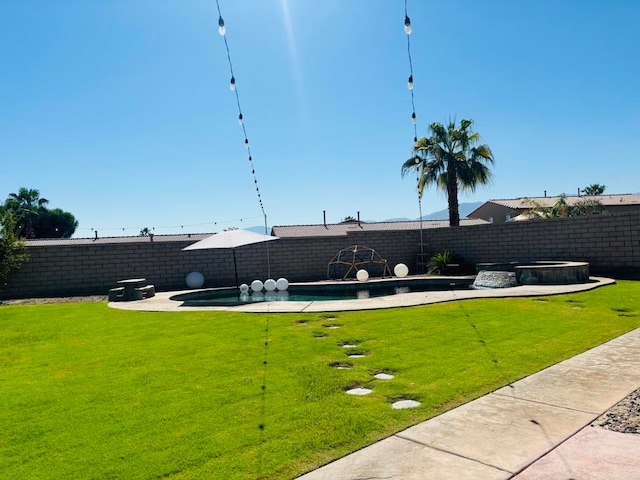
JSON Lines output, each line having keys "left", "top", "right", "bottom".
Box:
{"left": 170, "top": 277, "right": 475, "bottom": 306}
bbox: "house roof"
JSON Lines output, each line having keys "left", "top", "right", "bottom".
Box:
{"left": 24, "top": 219, "right": 491, "bottom": 245}
{"left": 25, "top": 233, "right": 211, "bottom": 247}
{"left": 469, "top": 194, "right": 640, "bottom": 216}
{"left": 271, "top": 219, "right": 489, "bottom": 238}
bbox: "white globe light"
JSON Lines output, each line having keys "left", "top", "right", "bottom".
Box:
{"left": 185, "top": 271, "right": 204, "bottom": 288}
{"left": 250, "top": 279, "right": 264, "bottom": 292}
{"left": 394, "top": 263, "right": 409, "bottom": 278}
{"left": 264, "top": 278, "right": 277, "bottom": 291}
{"left": 276, "top": 277, "right": 289, "bottom": 291}
{"left": 356, "top": 269, "right": 369, "bottom": 282}
{"left": 239, "top": 283, "right": 249, "bottom": 293}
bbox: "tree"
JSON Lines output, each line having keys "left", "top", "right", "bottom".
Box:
{"left": 402, "top": 118, "right": 494, "bottom": 227}
{"left": 2, "top": 188, "right": 49, "bottom": 238}
{"left": 341, "top": 216, "right": 356, "bottom": 222}
{"left": 33, "top": 209, "right": 79, "bottom": 238}
{"left": 571, "top": 198, "right": 605, "bottom": 216}
{"left": 2, "top": 188, "right": 78, "bottom": 238}
{"left": 139, "top": 227, "right": 151, "bottom": 237}
{"left": 522, "top": 194, "right": 604, "bottom": 219}
{"left": 0, "top": 211, "right": 29, "bottom": 292}
{"left": 583, "top": 183, "right": 606, "bottom": 196}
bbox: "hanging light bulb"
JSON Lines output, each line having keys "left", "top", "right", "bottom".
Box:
{"left": 404, "top": 16, "right": 412, "bottom": 35}
{"left": 411, "top": 112, "right": 417, "bottom": 124}
{"left": 244, "top": 138, "right": 249, "bottom": 148}
{"left": 218, "top": 16, "right": 226, "bottom": 36}
{"left": 230, "top": 76, "right": 236, "bottom": 91}
{"left": 414, "top": 136, "right": 418, "bottom": 143}
{"left": 407, "top": 74, "right": 414, "bottom": 90}
{"left": 238, "top": 113, "right": 243, "bottom": 125}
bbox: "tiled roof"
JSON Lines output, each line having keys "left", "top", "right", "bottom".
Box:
{"left": 486, "top": 194, "right": 640, "bottom": 210}
{"left": 25, "top": 233, "right": 211, "bottom": 247}
{"left": 271, "top": 219, "right": 488, "bottom": 238}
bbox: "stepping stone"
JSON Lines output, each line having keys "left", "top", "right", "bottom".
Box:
{"left": 342, "top": 344, "right": 358, "bottom": 348}
{"left": 349, "top": 354, "right": 366, "bottom": 358}
{"left": 346, "top": 388, "right": 372, "bottom": 396}
{"left": 330, "top": 362, "right": 353, "bottom": 370}
{"left": 374, "top": 373, "right": 394, "bottom": 380}
{"left": 392, "top": 400, "right": 420, "bottom": 409}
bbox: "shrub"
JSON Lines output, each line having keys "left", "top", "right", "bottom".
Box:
{"left": 0, "top": 212, "right": 29, "bottom": 292}
{"left": 427, "top": 251, "right": 460, "bottom": 275}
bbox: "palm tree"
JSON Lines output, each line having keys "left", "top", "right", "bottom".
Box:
{"left": 582, "top": 183, "right": 606, "bottom": 196}
{"left": 401, "top": 119, "right": 494, "bottom": 227}
{"left": 3, "top": 188, "right": 49, "bottom": 238}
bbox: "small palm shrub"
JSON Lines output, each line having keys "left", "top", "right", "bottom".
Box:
{"left": 427, "top": 251, "right": 460, "bottom": 275}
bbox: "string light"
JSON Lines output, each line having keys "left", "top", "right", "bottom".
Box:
{"left": 405, "top": 1, "right": 418, "bottom": 143}
{"left": 404, "top": 15, "right": 412, "bottom": 35}
{"left": 404, "top": 0, "right": 425, "bottom": 255}
{"left": 75, "top": 216, "right": 264, "bottom": 236}
{"left": 215, "top": 0, "right": 267, "bottom": 219}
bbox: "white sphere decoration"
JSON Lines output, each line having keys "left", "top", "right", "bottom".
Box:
{"left": 356, "top": 269, "right": 369, "bottom": 282}
{"left": 185, "top": 271, "right": 205, "bottom": 288}
{"left": 276, "top": 277, "right": 289, "bottom": 291}
{"left": 250, "top": 279, "right": 264, "bottom": 292}
{"left": 264, "top": 278, "right": 277, "bottom": 291}
{"left": 394, "top": 263, "right": 409, "bottom": 278}
{"left": 239, "top": 283, "right": 249, "bottom": 293}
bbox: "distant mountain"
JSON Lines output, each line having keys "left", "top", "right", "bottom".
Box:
{"left": 419, "top": 201, "right": 484, "bottom": 221}
{"left": 383, "top": 217, "right": 412, "bottom": 222}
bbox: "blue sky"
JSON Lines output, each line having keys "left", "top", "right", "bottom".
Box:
{"left": 1, "top": 0, "right": 638, "bottom": 237}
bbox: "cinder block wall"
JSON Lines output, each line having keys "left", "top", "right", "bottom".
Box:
{"left": 3, "top": 212, "right": 639, "bottom": 299}
{"left": 422, "top": 212, "right": 640, "bottom": 276}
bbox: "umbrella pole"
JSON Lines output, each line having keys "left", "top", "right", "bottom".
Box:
{"left": 233, "top": 249, "right": 240, "bottom": 300}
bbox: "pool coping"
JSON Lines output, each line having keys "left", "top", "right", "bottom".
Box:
{"left": 108, "top": 276, "right": 616, "bottom": 313}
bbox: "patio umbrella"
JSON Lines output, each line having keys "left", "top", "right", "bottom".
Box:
{"left": 182, "top": 229, "right": 280, "bottom": 293}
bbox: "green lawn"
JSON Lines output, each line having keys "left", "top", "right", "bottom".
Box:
{"left": 1, "top": 281, "right": 639, "bottom": 479}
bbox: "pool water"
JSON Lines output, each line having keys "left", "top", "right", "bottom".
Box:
{"left": 172, "top": 278, "right": 474, "bottom": 306}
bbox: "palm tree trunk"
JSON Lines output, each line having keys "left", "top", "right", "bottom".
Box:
{"left": 447, "top": 171, "right": 460, "bottom": 227}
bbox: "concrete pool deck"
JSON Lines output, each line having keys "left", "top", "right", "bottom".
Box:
{"left": 109, "top": 276, "right": 616, "bottom": 313}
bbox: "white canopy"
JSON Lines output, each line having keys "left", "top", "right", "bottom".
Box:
{"left": 182, "top": 229, "right": 279, "bottom": 251}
